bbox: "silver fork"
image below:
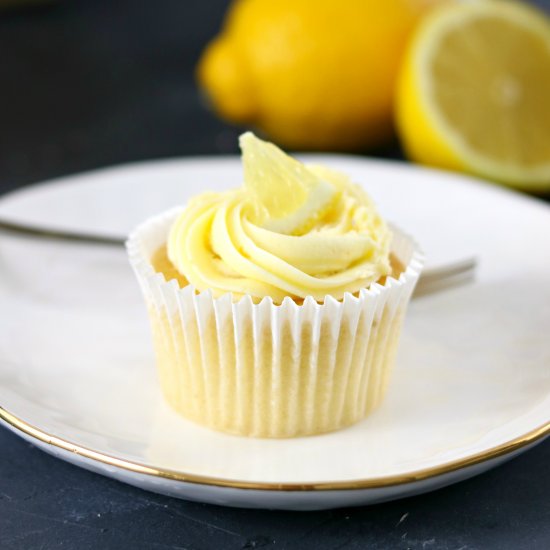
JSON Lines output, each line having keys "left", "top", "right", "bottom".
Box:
{"left": 413, "top": 256, "right": 477, "bottom": 297}
{"left": 0, "top": 218, "right": 477, "bottom": 296}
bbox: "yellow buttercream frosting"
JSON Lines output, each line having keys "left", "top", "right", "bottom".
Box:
{"left": 167, "top": 161, "right": 391, "bottom": 303}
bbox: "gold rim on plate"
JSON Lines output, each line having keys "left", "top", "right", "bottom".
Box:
{"left": 1, "top": 406, "right": 548, "bottom": 491}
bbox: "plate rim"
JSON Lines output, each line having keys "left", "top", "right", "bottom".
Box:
{"left": 1, "top": 406, "right": 548, "bottom": 492}
{"left": 1, "top": 154, "right": 549, "bottom": 211}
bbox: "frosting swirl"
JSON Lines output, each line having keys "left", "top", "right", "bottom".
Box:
{"left": 167, "top": 165, "right": 391, "bottom": 303}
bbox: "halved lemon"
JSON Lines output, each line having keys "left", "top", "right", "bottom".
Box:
{"left": 397, "top": 0, "right": 550, "bottom": 191}
{"left": 239, "top": 132, "right": 338, "bottom": 234}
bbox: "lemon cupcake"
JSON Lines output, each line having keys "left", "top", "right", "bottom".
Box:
{"left": 127, "top": 133, "right": 423, "bottom": 438}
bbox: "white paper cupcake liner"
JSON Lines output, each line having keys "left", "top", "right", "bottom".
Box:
{"left": 127, "top": 209, "right": 424, "bottom": 438}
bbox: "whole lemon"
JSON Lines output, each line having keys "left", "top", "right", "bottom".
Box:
{"left": 198, "top": 0, "right": 445, "bottom": 151}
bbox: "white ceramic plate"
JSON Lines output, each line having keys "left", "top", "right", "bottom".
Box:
{"left": 0, "top": 156, "right": 549, "bottom": 511}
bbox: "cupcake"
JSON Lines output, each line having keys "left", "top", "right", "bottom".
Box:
{"left": 127, "top": 132, "right": 423, "bottom": 438}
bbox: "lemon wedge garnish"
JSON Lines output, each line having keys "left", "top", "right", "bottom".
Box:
{"left": 397, "top": 0, "right": 550, "bottom": 191}
{"left": 239, "top": 132, "right": 338, "bottom": 234}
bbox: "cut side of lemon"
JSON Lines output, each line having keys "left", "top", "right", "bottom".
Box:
{"left": 239, "top": 132, "right": 338, "bottom": 234}
{"left": 397, "top": 1, "right": 550, "bottom": 191}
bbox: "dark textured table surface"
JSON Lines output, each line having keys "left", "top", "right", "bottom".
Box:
{"left": 0, "top": 1, "right": 549, "bottom": 549}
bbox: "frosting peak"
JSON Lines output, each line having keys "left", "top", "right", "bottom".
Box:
{"left": 167, "top": 135, "right": 391, "bottom": 303}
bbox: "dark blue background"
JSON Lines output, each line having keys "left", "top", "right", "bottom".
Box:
{"left": 1, "top": 1, "right": 549, "bottom": 548}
